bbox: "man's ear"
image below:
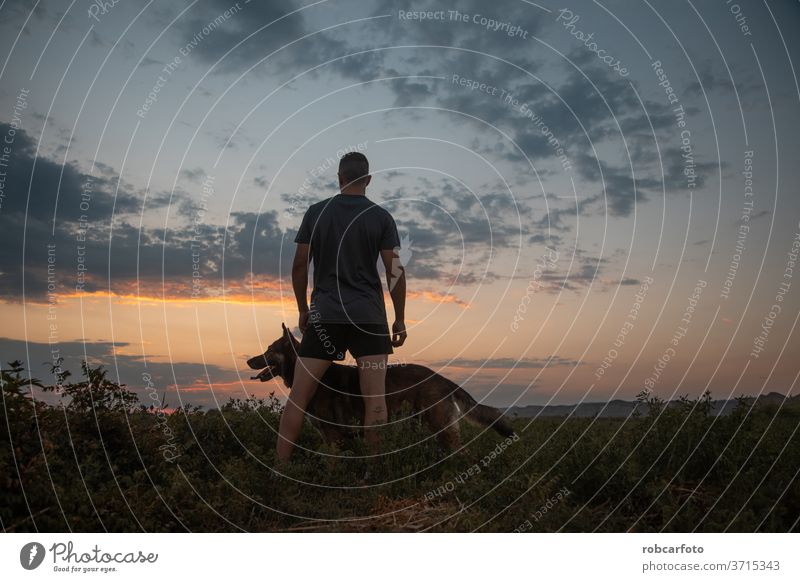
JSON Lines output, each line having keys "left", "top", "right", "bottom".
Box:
{"left": 364, "top": 175, "right": 371, "bottom": 188}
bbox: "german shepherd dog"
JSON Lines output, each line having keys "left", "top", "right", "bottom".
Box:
{"left": 247, "top": 324, "right": 514, "bottom": 449}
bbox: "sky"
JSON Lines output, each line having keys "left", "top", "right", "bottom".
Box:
{"left": 0, "top": 0, "right": 799, "bottom": 409}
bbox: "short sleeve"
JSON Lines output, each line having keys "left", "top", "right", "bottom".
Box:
{"left": 380, "top": 212, "right": 401, "bottom": 250}
{"left": 294, "top": 208, "right": 312, "bottom": 244}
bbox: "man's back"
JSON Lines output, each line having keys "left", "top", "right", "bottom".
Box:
{"left": 294, "top": 194, "right": 400, "bottom": 324}
{"left": 278, "top": 150, "right": 406, "bottom": 463}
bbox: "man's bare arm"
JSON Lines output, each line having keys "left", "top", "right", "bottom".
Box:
{"left": 381, "top": 248, "right": 407, "bottom": 346}
{"left": 293, "top": 243, "right": 310, "bottom": 330}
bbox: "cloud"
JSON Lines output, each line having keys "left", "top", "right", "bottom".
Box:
{"left": 379, "top": 178, "right": 536, "bottom": 284}
{"left": 0, "top": 123, "right": 510, "bottom": 304}
{"left": 615, "top": 277, "right": 642, "bottom": 286}
{"left": 0, "top": 2, "right": 736, "bottom": 304}
{"left": 174, "top": 0, "right": 346, "bottom": 77}
{"left": 320, "top": 15, "right": 719, "bottom": 223}
{"left": 0, "top": 122, "right": 142, "bottom": 222}
{"left": 171, "top": 0, "right": 716, "bottom": 229}
{"left": 532, "top": 194, "right": 598, "bottom": 232}
{"left": 573, "top": 152, "right": 654, "bottom": 217}
{"left": 0, "top": 336, "right": 234, "bottom": 408}
{"left": 386, "top": 73, "right": 438, "bottom": 107}
{"left": 0, "top": 0, "right": 48, "bottom": 27}
{"left": 685, "top": 62, "right": 761, "bottom": 101}
{"left": 747, "top": 209, "right": 770, "bottom": 221}
{"left": 0, "top": 124, "right": 295, "bottom": 301}
{"left": 427, "top": 356, "right": 580, "bottom": 369}
{"left": 179, "top": 167, "right": 207, "bottom": 182}
{"left": 571, "top": 144, "right": 720, "bottom": 218}
{"left": 659, "top": 147, "right": 721, "bottom": 193}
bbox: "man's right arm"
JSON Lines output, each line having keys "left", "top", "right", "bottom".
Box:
{"left": 293, "top": 243, "right": 311, "bottom": 331}
{"left": 381, "top": 248, "right": 407, "bottom": 346}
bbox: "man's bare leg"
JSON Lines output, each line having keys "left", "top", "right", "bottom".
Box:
{"left": 356, "top": 354, "right": 388, "bottom": 449}
{"left": 276, "top": 356, "right": 331, "bottom": 462}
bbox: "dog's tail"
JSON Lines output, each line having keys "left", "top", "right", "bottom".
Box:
{"left": 448, "top": 380, "right": 515, "bottom": 438}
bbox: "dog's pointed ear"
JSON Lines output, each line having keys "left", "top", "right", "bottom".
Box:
{"left": 288, "top": 329, "right": 300, "bottom": 348}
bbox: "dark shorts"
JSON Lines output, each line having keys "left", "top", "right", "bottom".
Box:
{"left": 298, "top": 321, "right": 394, "bottom": 360}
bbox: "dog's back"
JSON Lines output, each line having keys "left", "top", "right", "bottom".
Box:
{"left": 306, "top": 362, "right": 514, "bottom": 448}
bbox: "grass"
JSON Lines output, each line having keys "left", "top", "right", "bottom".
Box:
{"left": 2, "top": 360, "right": 798, "bottom": 532}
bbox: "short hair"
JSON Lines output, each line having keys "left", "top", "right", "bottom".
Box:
{"left": 338, "top": 152, "right": 369, "bottom": 185}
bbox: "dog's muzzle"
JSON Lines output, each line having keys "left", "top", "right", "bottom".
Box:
{"left": 247, "top": 354, "right": 268, "bottom": 370}
{"left": 251, "top": 364, "right": 277, "bottom": 382}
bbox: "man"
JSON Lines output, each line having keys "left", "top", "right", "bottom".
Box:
{"left": 276, "top": 151, "right": 407, "bottom": 462}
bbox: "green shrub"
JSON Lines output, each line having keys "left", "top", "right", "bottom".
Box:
{"left": 2, "top": 361, "right": 798, "bottom": 532}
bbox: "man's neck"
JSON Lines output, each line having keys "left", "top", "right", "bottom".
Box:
{"left": 338, "top": 189, "right": 366, "bottom": 196}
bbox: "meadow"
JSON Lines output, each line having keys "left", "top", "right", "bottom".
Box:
{"left": 2, "top": 360, "right": 798, "bottom": 532}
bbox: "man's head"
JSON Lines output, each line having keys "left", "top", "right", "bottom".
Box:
{"left": 338, "top": 151, "right": 371, "bottom": 193}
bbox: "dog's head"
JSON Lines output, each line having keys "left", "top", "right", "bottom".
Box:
{"left": 247, "top": 323, "right": 301, "bottom": 387}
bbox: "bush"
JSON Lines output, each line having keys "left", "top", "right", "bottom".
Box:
{"left": 1, "top": 361, "right": 798, "bottom": 532}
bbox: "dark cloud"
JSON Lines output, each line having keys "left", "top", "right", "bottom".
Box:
{"left": 0, "top": 336, "right": 234, "bottom": 408}
{"left": 532, "top": 194, "right": 598, "bottom": 232}
{"left": 1, "top": 124, "right": 514, "bottom": 301}
{"left": 528, "top": 232, "right": 562, "bottom": 246}
{"left": 573, "top": 144, "right": 721, "bottom": 219}
{"left": 0, "top": 0, "right": 48, "bottom": 26}
{"left": 177, "top": 0, "right": 548, "bottom": 119}
{"left": 0, "top": 1, "right": 737, "bottom": 302}
{"left": 0, "top": 124, "right": 295, "bottom": 300}
{"left": 324, "top": 16, "right": 721, "bottom": 223}
{"left": 386, "top": 73, "right": 437, "bottom": 107}
{"left": 371, "top": 0, "right": 545, "bottom": 65}
{"left": 179, "top": 167, "right": 207, "bottom": 182}
{"left": 660, "top": 147, "right": 721, "bottom": 193}
{"left": 0, "top": 122, "right": 141, "bottom": 222}
{"left": 428, "top": 356, "right": 580, "bottom": 369}
{"left": 353, "top": 37, "right": 706, "bottom": 226}
{"left": 573, "top": 152, "right": 654, "bottom": 217}
{"left": 379, "top": 177, "right": 536, "bottom": 284}
{"left": 684, "top": 62, "right": 761, "bottom": 100}
{"left": 175, "top": 0, "right": 346, "bottom": 78}
{"left": 748, "top": 209, "right": 770, "bottom": 221}
{"left": 516, "top": 248, "right": 608, "bottom": 293}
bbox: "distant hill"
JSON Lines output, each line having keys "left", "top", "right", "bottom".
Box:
{"left": 507, "top": 392, "right": 798, "bottom": 419}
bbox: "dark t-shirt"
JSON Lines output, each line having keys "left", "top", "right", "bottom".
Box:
{"left": 294, "top": 194, "right": 401, "bottom": 324}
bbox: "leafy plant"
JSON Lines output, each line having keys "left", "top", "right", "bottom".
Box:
{"left": 43, "top": 357, "right": 139, "bottom": 412}
{"left": 2, "top": 360, "right": 798, "bottom": 532}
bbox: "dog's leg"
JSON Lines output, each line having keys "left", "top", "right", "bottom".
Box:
{"left": 438, "top": 424, "right": 462, "bottom": 450}
{"left": 427, "top": 402, "right": 463, "bottom": 450}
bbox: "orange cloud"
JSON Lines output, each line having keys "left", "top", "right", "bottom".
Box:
{"left": 20, "top": 274, "right": 290, "bottom": 307}
{"left": 392, "top": 289, "right": 469, "bottom": 308}
{"left": 16, "top": 273, "right": 469, "bottom": 311}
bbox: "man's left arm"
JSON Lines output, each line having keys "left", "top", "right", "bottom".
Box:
{"left": 379, "top": 213, "right": 406, "bottom": 346}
